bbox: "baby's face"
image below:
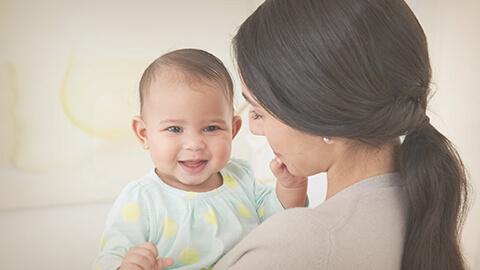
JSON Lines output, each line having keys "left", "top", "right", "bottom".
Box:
{"left": 141, "top": 73, "right": 236, "bottom": 191}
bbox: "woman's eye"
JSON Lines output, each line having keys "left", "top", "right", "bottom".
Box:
{"left": 204, "top": 125, "right": 220, "bottom": 132}
{"left": 249, "top": 110, "right": 263, "bottom": 120}
{"left": 167, "top": 126, "right": 183, "bottom": 133}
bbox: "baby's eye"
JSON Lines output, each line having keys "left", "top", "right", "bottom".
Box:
{"left": 204, "top": 125, "right": 220, "bottom": 132}
{"left": 167, "top": 126, "right": 183, "bottom": 133}
{"left": 249, "top": 110, "right": 263, "bottom": 120}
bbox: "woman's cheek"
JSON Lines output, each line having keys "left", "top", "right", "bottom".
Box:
{"left": 248, "top": 119, "right": 264, "bottom": 135}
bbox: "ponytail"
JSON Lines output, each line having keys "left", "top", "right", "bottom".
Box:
{"left": 398, "top": 121, "right": 469, "bottom": 270}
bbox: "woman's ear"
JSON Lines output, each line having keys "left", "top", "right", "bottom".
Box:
{"left": 231, "top": 115, "right": 242, "bottom": 139}
{"left": 132, "top": 116, "right": 149, "bottom": 149}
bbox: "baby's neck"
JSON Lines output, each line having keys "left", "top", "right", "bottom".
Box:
{"left": 155, "top": 169, "right": 223, "bottom": 192}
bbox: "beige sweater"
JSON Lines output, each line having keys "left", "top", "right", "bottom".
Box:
{"left": 213, "top": 173, "right": 408, "bottom": 270}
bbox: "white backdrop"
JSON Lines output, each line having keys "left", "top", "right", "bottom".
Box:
{"left": 405, "top": 0, "right": 480, "bottom": 266}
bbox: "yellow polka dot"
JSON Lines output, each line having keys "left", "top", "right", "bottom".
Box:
{"left": 122, "top": 203, "right": 140, "bottom": 222}
{"left": 223, "top": 175, "right": 238, "bottom": 188}
{"left": 163, "top": 218, "right": 177, "bottom": 238}
{"left": 100, "top": 234, "right": 107, "bottom": 249}
{"left": 95, "top": 266, "right": 102, "bottom": 270}
{"left": 205, "top": 208, "right": 218, "bottom": 226}
{"left": 180, "top": 247, "right": 200, "bottom": 265}
{"left": 187, "top": 192, "right": 198, "bottom": 199}
{"left": 237, "top": 203, "right": 252, "bottom": 218}
{"left": 258, "top": 206, "right": 265, "bottom": 218}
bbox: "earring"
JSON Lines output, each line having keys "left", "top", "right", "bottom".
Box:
{"left": 143, "top": 143, "right": 149, "bottom": 150}
{"left": 323, "top": 137, "right": 332, "bottom": 144}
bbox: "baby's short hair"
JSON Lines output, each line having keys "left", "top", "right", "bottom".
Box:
{"left": 139, "top": 48, "right": 234, "bottom": 113}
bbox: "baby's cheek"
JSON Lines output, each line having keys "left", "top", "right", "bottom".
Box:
{"left": 213, "top": 139, "right": 232, "bottom": 162}
{"left": 150, "top": 143, "right": 177, "bottom": 163}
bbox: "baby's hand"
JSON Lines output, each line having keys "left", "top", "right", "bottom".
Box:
{"left": 120, "top": 242, "right": 174, "bottom": 270}
{"left": 270, "top": 158, "right": 308, "bottom": 189}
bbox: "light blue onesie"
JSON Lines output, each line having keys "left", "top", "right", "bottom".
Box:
{"left": 94, "top": 159, "right": 285, "bottom": 270}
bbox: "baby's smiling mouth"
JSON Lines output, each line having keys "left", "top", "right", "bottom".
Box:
{"left": 179, "top": 160, "right": 207, "bottom": 166}
{"left": 178, "top": 160, "right": 208, "bottom": 173}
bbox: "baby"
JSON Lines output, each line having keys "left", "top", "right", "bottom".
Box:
{"left": 94, "top": 49, "right": 307, "bottom": 270}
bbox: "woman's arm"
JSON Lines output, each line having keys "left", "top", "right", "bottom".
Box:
{"left": 213, "top": 208, "right": 327, "bottom": 270}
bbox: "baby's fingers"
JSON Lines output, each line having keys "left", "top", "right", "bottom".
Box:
{"left": 121, "top": 243, "right": 158, "bottom": 270}
{"left": 270, "top": 158, "right": 286, "bottom": 177}
{"left": 156, "top": 257, "right": 174, "bottom": 270}
{"left": 119, "top": 263, "right": 142, "bottom": 270}
{"left": 139, "top": 242, "right": 159, "bottom": 259}
{"left": 121, "top": 252, "right": 155, "bottom": 270}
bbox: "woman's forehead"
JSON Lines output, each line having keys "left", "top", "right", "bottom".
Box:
{"left": 241, "top": 90, "right": 259, "bottom": 106}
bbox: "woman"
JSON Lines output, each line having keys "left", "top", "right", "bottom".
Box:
{"left": 214, "top": 0, "right": 469, "bottom": 269}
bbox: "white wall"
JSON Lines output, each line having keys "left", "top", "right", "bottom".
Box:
{"left": 0, "top": 203, "right": 111, "bottom": 270}
{"left": 405, "top": 0, "right": 480, "bottom": 267}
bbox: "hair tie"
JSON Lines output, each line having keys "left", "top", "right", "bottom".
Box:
{"left": 413, "top": 115, "right": 431, "bottom": 133}
{"left": 420, "top": 115, "right": 430, "bottom": 129}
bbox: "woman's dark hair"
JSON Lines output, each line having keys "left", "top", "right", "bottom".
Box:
{"left": 234, "top": 0, "right": 469, "bottom": 269}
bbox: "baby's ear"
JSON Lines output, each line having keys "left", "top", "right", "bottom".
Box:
{"left": 132, "top": 116, "right": 148, "bottom": 149}
{"left": 231, "top": 115, "right": 242, "bottom": 139}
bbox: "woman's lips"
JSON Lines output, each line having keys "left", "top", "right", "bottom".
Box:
{"left": 178, "top": 160, "right": 208, "bottom": 174}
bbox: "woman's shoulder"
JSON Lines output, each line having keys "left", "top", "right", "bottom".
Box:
{"left": 214, "top": 207, "right": 330, "bottom": 269}
{"left": 214, "top": 173, "right": 408, "bottom": 270}
{"left": 312, "top": 172, "right": 408, "bottom": 227}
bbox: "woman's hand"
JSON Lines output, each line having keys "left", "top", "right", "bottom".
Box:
{"left": 119, "top": 242, "right": 174, "bottom": 270}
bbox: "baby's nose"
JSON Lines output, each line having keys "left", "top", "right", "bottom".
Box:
{"left": 184, "top": 134, "right": 206, "bottom": 151}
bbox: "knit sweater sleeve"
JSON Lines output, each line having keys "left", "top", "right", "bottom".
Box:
{"left": 213, "top": 208, "right": 329, "bottom": 270}
{"left": 214, "top": 173, "right": 407, "bottom": 270}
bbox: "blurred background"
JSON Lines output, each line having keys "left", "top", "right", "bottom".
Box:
{"left": 0, "top": 0, "right": 478, "bottom": 269}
